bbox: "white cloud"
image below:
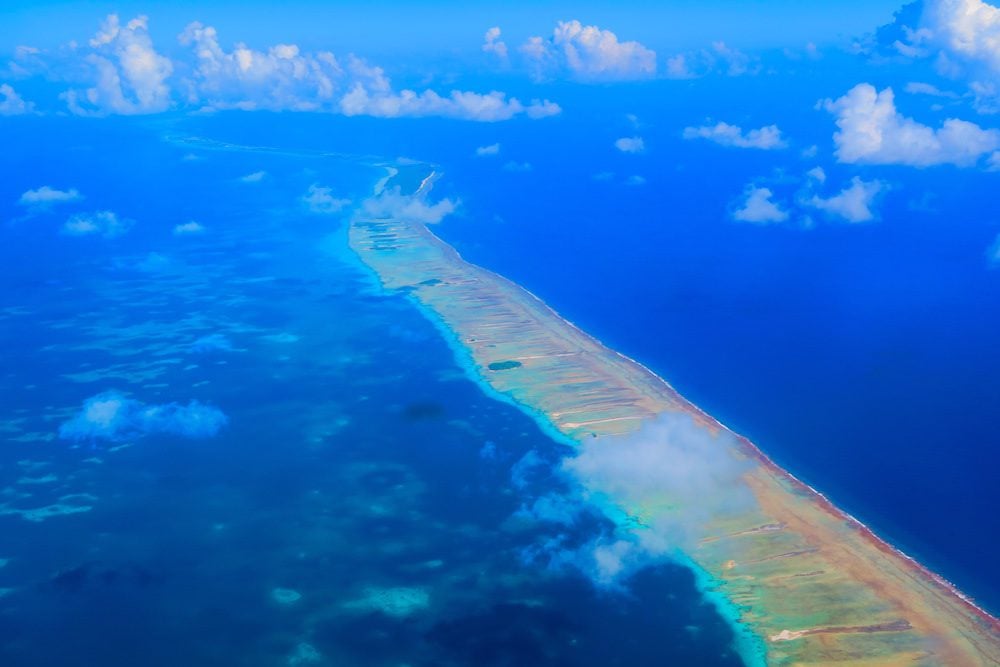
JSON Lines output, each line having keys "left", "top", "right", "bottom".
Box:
{"left": 883, "top": 2, "right": 1000, "bottom": 114}
{"left": 302, "top": 184, "right": 350, "bottom": 214}
{"left": 894, "top": 38, "right": 929, "bottom": 59}
{"left": 806, "top": 166, "right": 826, "bottom": 183}
{"left": 805, "top": 176, "right": 885, "bottom": 223}
{"left": 550, "top": 414, "right": 756, "bottom": 583}
{"left": 26, "top": 16, "right": 561, "bottom": 123}
{"left": 664, "top": 54, "right": 695, "bottom": 79}
{"left": 178, "top": 22, "right": 341, "bottom": 111}
{"left": 339, "top": 55, "right": 559, "bottom": 121}
{"left": 733, "top": 186, "right": 789, "bottom": 223}
{"left": 361, "top": 187, "right": 457, "bottom": 225}
{"left": 515, "top": 493, "right": 583, "bottom": 526}
{"left": 340, "top": 76, "right": 559, "bottom": 122}
{"left": 240, "top": 170, "right": 267, "bottom": 183}
{"left": 614, "top": 136, "right": 645, "bottom": 153}
{"left": 19, "top": 186, "right": 82, "bottom": 206}
{"left": 524, "top": 99, "right": 562, "bottom": 119}
{"left": 682, "top": 122, "right": 787, "bottom": 149}
{"left": 904, "top": 81, "right": 959, "bottom": 98}
{"left": 5, "top": 46, "right": 46, "bottom": 79}
{"left": 510, "top": 450, "right": 547, "bottom": 490}
{"left": 625, "top": 174, "right": 646, "bottom": 186}
{"left": 663, "top": 42, "right": 756, "bottom": 79}
{"left": 173, "top": 221, "right": 205, "bottom": 235}
{"left": 989, "top": 150, "right": 1000, "bottom": 170}
{"left": 923, "top": 0, "right": 1000, "bottom": 74}
{"left": 519, "top": 36, "right": 550, "bottom": 76}
{"left": 59, "top": 390, "right": 227, "bottom": 441}
{"left": 970, "top": 80, "right": 999, "bottom": 113}
{"left": 63, "top": 210, "right": 132, "bottom": 237}
{"left": 475, "top": 143, "right": 500, "bottom": 156}
{"left": 710, "top": 41, "right": 752, "bottom": 76}
{"left": 64, "top": 15, "right": 173, "bottom": 115}
{"left": 823, "top": 83, "right": 999, "bottom": 166}
{"left": 521, "top": 20, "right": 656, "bottom": 81}
{"left": 482, "top": 27, "right": 508, "bottom": 60}
{"left": 0, "top": 83, "right": 33, "bottom": 115}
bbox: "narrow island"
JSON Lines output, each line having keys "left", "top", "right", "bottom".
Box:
{"left": 347, "top": 183, "right": 1000, "bottom": 666}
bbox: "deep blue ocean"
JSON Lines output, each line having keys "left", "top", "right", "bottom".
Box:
{"left": 1, "top": 60, "right": 998, "bottom": 664}
{"left": 0, "top": 114, "right": 747, "bottom": 665}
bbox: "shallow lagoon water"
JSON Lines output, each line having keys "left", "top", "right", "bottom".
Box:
{"left": 0, "top": 117, "right": 746, "bottom": 665}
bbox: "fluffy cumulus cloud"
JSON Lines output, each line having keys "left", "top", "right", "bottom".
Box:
{"left": 521, "top": 20, "right": 656, "bottom": 81}
{"left": 708, "top": 41, "right": 754, "bottom": 76}
{"left": 807, "top": 166, "right": 827, "bottom": 183}
{"left": 904, "top": 81, "right": 959, "bottom": 98}
{"left": 64, "top": 15, "right": 173, "bottom": 115}
{"left": 805, "top": 176, "right": 885, "bottom": 223}
{"left": 526, "top": 414, "right": 757, "bottom": 585}
{"left": 923, "top": 0, "right": 1000, "bottom": 73}
{"left": 32, "top": 15, "right": 560, "bottom": 122}
{"left": 515, "top": 493, "right": 584, "bottom": 526}
{"left": 176, "top": 32, "right": 560, "bottom": 121}
{"left": 733, "top": 185, "right": 789, "bottom": 223}
{"left": 614, "top": 136, "right": 645, "bottom": 153}
{"left": 302, "top": 184, "right": 351, "bottom": 214}
{"left": 173, "top": 220, "right": 205, "bottom": 235}
{"left": 178, "top": 22, "right": 341, "bottom": 111}
{"left": 482, "top": 27, "right": 508, "bottom": 60}
{"left": 662, "top": 42, "right": 757, "bottom": 79}
{"left": 59, "top": 390, "right": 228, "bottom": 442}
{"left": 339, "top": 57, "right": 560, "bottom": 122}
{"left": 18, "top": 186, "right": 82, "bottom": 207}
{"left": 682, "top": 122, "right": 787, "bottom": 149}
{"left": 0, "top": 83, "right": 33, "bottom": 115}
{"left": 823, "top": 83, "right": 999, "bottom": 166}
{"left": 240, "top": 170, "right": 267, "bottom": 183}
{"left": 475, "top": 143, "right": 500, "bottom": 156}
{"left": 63, "top": 210, "right": 132, "bottom": 237}
{"left": 664, "top": 54, "right": 693, "bottom": 79}
{"left": 877, "top": 0, "right": 1000, "bottom": 111}
{"left": 341, "top": 86, "right": 557, "bottom": 121}
{"left": 361, "top": 187, "right": 457, "bottom": 225}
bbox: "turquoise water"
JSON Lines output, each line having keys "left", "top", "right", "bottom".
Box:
{"left": 0, "top": 117, "right": 747, "bottom": 665}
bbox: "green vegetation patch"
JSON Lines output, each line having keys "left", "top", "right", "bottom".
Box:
{"left": 488, "top": 360, "right": 522, "bottom": 371}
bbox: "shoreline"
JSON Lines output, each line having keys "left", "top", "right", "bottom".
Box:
{"left": 346, "top": 185, "right": 1000, "bottom": 663}
{"left": 501, "top": 267, "right": 998, "bottom": 625}
{"left": 426, "top": 224, "right": 1000, "bottom": 636}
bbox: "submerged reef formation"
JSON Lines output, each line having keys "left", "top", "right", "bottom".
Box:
{"left": 348, "top": 212, "right": 1000, "bottom": 665}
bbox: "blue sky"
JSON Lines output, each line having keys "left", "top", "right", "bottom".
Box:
{"left": 3, "top": 1, "right": 903, "bottom": 54}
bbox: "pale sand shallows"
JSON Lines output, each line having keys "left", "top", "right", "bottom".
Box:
{"left": 348, "top": 214, "right": 1000, "bottom": 666}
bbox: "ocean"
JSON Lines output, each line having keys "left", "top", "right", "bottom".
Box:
{"left": 0, "top": 115, "right": 748, "bottom": 665}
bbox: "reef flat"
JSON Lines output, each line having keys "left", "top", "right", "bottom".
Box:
{"left": 348, "top": 210, "right": 1000, "bottom": 665}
